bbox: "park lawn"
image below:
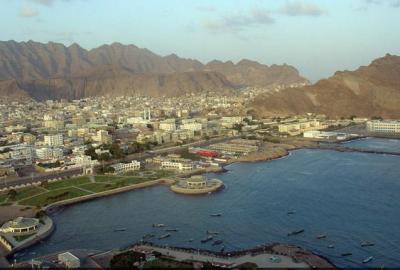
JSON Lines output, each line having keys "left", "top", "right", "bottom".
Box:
{"left": 0, "top": 193, "right": 8, "bottom": 204}
{"left": 94, "top": 175, "right": 125, "bottom": 183}
{"left": 79, "top": 182, "right": 120, "bottom": 193}
{"left": 19, "top": 187, "right": 91, "bottom": 207}
{"left": 42, "top": 176, "right": 91, "bottom": 190}
{"left": 13, "top": 186, "right": 45, "bottom": 201}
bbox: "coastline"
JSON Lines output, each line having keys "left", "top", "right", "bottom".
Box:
{"left": 43, "top": 178, "right": 175, "bottom": 214}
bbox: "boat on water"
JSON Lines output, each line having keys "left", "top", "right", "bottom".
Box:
{"left": 362, "top": 256, "right": 374, "bottom": 264}
{"left": 220, "top": 246, "right": 225, "bottom": 253}
{"left": 316, "top": 234, "right": 327, "bottom": 239}
{"left": 327, "top": 244, "right": 335, "bottom": 249}
{"left": 165, "top": 228, "right": 178, "bottom": 232}
{"left": 201, "top": 235, "right": 213, "bottom": 243}
{"left": 158, "top": 233, "right": 171, "bottom": 240}
{"left": 287, "top": 210, "right": 296, "bottom": 215}
{"left": 361, "top": 241, "right": 375, "bottom": 247}
{"left": 152, "top": 223, "right": 166, "bottom": 228}
{"left": 210, "top": 213, "right": 222, "bottom": 217}
{"left": 212, "top": 240, "right": 223, "bottom": 246}
{"left": 287, "top": 229, "right": 304, "bottom": 236}
{"left": 188, "top": 239, "right": 194, "bottom": 242}
{"left": 114, "top": 228, "right": 127, "bottom": 232}
{"left": 143, "top": 233, "right": 155, "bottom": 239}
{"left": 341, "top": 252, "right": 352, "bottom": 257}
{"left": 206, "top": 230, "right": 219, "bottom": 235}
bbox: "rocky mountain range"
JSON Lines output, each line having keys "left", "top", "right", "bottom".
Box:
{"left": 250, "top": 54, "right": 400, "bottom": 118}
{"left": 0, "top": 40, "right": 308, "bottom": 100}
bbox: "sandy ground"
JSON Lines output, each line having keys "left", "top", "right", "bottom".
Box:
{"left": 0, "top": 205, "right": 37, "bottom": 225}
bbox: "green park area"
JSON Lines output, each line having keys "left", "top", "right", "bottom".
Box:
{"left": 0, "top": 170, "right": 176, "bottom": 208}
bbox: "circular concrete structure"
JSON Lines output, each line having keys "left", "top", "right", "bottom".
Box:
{"left": 170, "top": 175, "right": 223, "bottom": 195}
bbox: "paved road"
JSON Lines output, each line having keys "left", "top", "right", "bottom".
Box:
{"left": 0, "top": 168, "right": 83, "bottom": 189}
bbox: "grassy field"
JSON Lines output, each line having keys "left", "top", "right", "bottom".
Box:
{"left": 19, "top": 187, "right": 91, "bottom": 207}
{"left": 5, "top": 169, "right": 176, "bottom": 208}
{"left": 42, "top": 176, "right": 91, "bottom": 190}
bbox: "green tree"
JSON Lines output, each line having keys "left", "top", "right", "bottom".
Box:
{"left": 84, "top": 146, "right": 98, "bottom": 160}
{"left": 8, "top": 189, "right": 17, "bottom": 201}
{"left": 110, "top": 143, "right": 124, "bottom": 159}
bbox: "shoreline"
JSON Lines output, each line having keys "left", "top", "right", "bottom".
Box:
{"left": 43, "top": 178, "right": 175, "bottom": 214}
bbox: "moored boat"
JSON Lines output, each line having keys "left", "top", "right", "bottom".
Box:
{"left": 316, "top": 234, "right": 327, "bottom": 239}
{"left": 206, "top": 230, "right": 219, "bottom": 235}
{"left": 362, "top": 256, "right": 373, "bottom": 264}
{"left": 212, "top": 240, "right": 223, "bottom": 246}
{"left": 210, "top": 213, "right": 222, "bottom": 217}
{"left": 165, "top": 228, "right": 178, "bottom": 232}
{"left": 201, "top": 235, "right": 213, "bottom": 243}
{"left": 288, "top": 229, "right": 304, "bottom": 236}
{"left": 158, "top": 233, "right": 171, "bottom": 240}
{"left": 287, "top": 210, "right": 296, "bottom": 215}
{"left": 114, "top": 228, "right": 127, "bottom": 232}
{"left": 341, "top": 252, "right": 352, "bottom": 257}
{"left": 153, "top": 223, "right": 166, "bottom": 228}
{"left": 361, "top": 241, "right": 375, "bottom": 247}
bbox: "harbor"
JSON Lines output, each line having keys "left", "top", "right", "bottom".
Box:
{"left": 5, "top": 138, "right": 400, "bottom": 268}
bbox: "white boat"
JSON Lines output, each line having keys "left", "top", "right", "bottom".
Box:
{"left": 362, "top": 256, "right": 373, "bottom": 264}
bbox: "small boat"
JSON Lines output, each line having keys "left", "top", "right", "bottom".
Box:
{"left": 114, "top": 228, "right": 127, "bottom": 232}
{"left": 287, "top": 210, "right": 296, "bottom": 215}
{"left": 316, "top": 234, "right": 327, "bottom": 239}
{"left": 327, "top": 244, "right": 335, "bottom": 249}
{"left": 361, "top": 241, "right": 375, "bottom": 247}
{"left": 201, "top": 235, "right": 213, "bottom": 243}
{"left": 152, "top": 223, "right": 166, "bottom": 228}
{"left": 165, "top": 228, "right": 178, "bottom": 232}
{"left": 158, "top": 233, "right": 171, "bottom": 240}
{"left": 362, "top": 256, "right": 374, "bottom": 264}
{"left": 188, "top": 239, "right": 194, "bottom": 242}
{"left": 212, "top": 240, "right": 223, "bottom": 246}
{"left": 288, "top": 229, "right": 304, "bottom": 236}
{"left": 143, "top": 233, "right": 155, "bottom": 239}
{"left": 341, "top": 252, "right": 352, "bottom": 257}
{"left": 206, "top": 230, "right": 219, "bottom": 235}
{"left": 210, "top": 213, "right": 222, "bottom": 217}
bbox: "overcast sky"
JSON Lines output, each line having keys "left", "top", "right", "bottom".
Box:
{"left": 1, "top": 0, "right": 400, "bottom": 82}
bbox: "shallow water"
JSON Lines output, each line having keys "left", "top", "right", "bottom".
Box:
{"left": 17, "top": 138, "right": 400, "bottom": 268}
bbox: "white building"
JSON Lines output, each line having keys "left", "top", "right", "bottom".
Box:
{"left": 161, "top": 159, "right": 194, "bottom": 171}
{"left": 35, "top": 147, "right": 64, "bottom": 160}
{"left": 367, "top": 120, "right": 400, "bottom": 133}
{"left": 71, "top": 155, "right": 99, "bottom": 167}
{"left": 110, "top": 160, "right": 141, "bottom": 174}
{"left": 180, "top": 122, "right": 203, "bottom": 131}
{"left": 159, "top": 119, "right": 176, "bottom": 131}
{"left": 44, "top": 134, "right": 63, "bottom": 147}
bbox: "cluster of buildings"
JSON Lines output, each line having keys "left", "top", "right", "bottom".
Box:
{"left": 367, "top": 120, "right": 400, "bottom": 133}
{"left": 0, "top": 95, "right": 258, "bottom": 177}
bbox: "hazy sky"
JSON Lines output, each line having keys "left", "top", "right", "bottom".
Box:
{"left": 1, "top": 0, "right": 400, "bottom": 82}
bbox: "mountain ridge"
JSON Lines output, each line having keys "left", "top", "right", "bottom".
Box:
{"left": 250, "top": 54, "right": 400, "bottom": 118}
{"left": 0, "top": 40, "right": 309, "bottom": 100}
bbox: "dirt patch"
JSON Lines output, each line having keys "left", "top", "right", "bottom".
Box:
{"left": 0, "top": 205, "right": 37, "bottom": 225}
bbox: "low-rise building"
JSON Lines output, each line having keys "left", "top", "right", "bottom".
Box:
{"left": 110, "top": 160, "right": 141, "bottom": 174}
{"left": 58, "top": 252, "right": 81, "bottom": 268}
{"left": 44, "top": 134, "right": 63, "bottom": 147}
{"left": 0, "top": 217, "right": 39, "bottom": 234}
{"left": 367, "top": 120, "right": 400, "bottom": 133}
{"left": 209, "top": 142, "right": 258, "bottom": 154}
{"left": 161, "top": 158, "right": 194, "bottom": 171}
